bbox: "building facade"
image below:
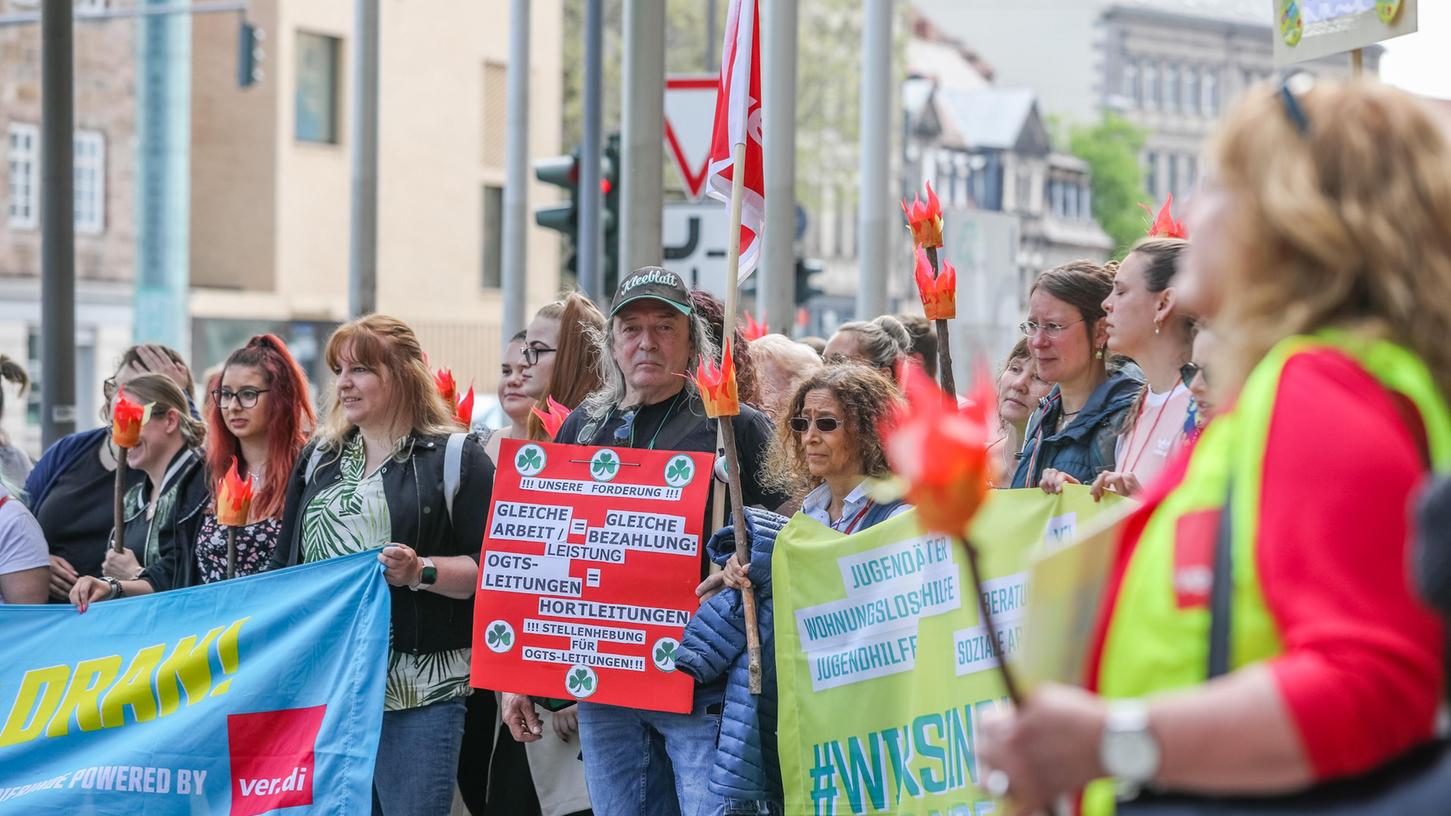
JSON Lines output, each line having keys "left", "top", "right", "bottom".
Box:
{"left": 0, "top": 0, "right": 138, "bottom": 451}
{"left": 189, "top": 0, "right": 564, "bottom": 399}
{"left": 0, "top": 0, "right": 564, "bottom": 454}
{"left": 1099, "top": 3, "right": 1379, "bottom": 203}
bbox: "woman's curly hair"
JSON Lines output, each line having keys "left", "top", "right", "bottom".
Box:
{"left": 764, "top": 362, "right": 903, "bottom": 499}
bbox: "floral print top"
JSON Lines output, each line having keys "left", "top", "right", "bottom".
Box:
{"left": 194, "top": 514, "right": 281, "bottom": 583}
{"left": 298, "top": 434, "right": 472, "bottom": 711}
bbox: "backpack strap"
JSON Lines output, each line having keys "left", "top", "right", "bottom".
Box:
{"left": 443, "top": 432, "right": 467, "bottom": 524}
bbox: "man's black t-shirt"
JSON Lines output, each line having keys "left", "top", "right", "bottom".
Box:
{"left": 556, "top": 388, "right": 788, "bottom": 521}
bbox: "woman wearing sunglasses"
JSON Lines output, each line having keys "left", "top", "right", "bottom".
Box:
{"left": 71, "top": 336, "right": 315, "bottom": 607}
{"left": 677, "top": 362, "right": 907, "bottom": 815}
{"left": 1181, "top": 327, "right": 1216, "bottom": 437}
{"left": 979, "top": 80, "right": 1451, "bottom": 814}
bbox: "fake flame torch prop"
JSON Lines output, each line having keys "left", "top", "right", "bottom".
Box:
{"left": 531, "top": 396, "right": 572, "bottom": 440}
{"left": 693, "top": 340, "right": 765, "bottom": 693}
{"left": 216, "top": 458, "right": 255, "bottom": 580}
{"left": 109, "top": 388, "right": 150, "bottom": 553}
{"left": 883, "top": 365, "right": 1022, "bottom": 705}
{"left": 903, "top": 183, "right": 958, "bottom": 398}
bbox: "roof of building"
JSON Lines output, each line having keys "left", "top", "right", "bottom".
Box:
{"left": 934, "top": 87, "right": 1043, "bottom": 151}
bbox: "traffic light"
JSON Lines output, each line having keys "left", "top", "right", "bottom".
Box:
{"left": 795, "top": 257, "right": 824, "bottom": 305}
{"left": 534, "top": 150, "right": 581, "bottom": 279}
{"left": 602, "top": 133, "right": 621, "bottom": 296}
{"left": 238, "top": 21, "right": 265, "bottom": 87}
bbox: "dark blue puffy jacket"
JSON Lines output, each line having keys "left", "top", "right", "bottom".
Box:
{"left": 677, "top": 506, "right": 790, "bottom": 802}
{"left": 1011, "top": 369, "right": 1142, "bottom": 488}
{"left": 677, "top": 499, "right": 907, "bottom": 802}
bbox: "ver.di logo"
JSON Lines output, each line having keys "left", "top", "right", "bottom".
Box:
{"left": 663, "top": 455, "right": 695, "bottom": 488}
{"left": 589, "top": 449, "right": 621, "bottom": 482}
{"left": 515, "top": 444, "right": 547, "bottom": 476}
{"left": 652, "top": 638, "right": 679, "bottom": 672}
{"left": 565, "top": 665, "right": 598, "bottom": 699}
{"left": 484, "top": 620, "right": 515, "bottom": 654}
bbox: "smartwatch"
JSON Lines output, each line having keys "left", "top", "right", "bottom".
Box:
{"left": 410, "top": 557, "right": 437, "bottom": 591}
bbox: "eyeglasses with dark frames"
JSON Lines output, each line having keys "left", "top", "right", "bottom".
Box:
{"left": 522, "top": 346, "right": 557, "bottom": 366}
{"left": 1179, "top": 362, "right": 1207, "bottom": 388}
{"left": 211, "top": 388, "right": 270, "bottom": 409}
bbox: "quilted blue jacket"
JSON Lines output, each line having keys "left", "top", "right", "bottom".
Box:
{"left": 678, "top": 500, "right": 905, "bottom": 801}
{"left": 677, "top": 506, "right": 790, "bottom": 802}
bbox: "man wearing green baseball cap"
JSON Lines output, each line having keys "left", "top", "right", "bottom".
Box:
{"left": 501, "top": 267, "right": 787, "bottom": 816}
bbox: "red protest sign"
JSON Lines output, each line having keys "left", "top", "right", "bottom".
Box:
{"left": 470, "top": 438, "right": 714, "bottom": 713}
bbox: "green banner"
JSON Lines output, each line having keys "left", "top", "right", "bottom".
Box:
{"left": 774, "top": 486, "right": 1121, "bottom": 815}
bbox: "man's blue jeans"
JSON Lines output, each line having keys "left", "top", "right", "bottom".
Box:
{"left": 372, "top": 697, "right": 468, "bottom": 815}
{"left": 577, "top": 684, "right": 725, "bottom": 816}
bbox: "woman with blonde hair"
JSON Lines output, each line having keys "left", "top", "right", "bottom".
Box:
{"left": 980, "top": 79, "right": 1451, "bottom": 813}
{"left": 522, "top": 292, "right": 607, "bottom": 440}
{"left": 70, "top": 373, "right": 209, "bottom": 603}
{"left": 271, "top": 314, "right": 495, "bottom": 815}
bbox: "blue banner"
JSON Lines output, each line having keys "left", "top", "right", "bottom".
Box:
{"left": 0, "top": 551, "right": 389, "bottom": 814}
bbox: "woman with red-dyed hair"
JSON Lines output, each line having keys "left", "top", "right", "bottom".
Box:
{"left": 182, "top": 333, "right": 316, "bottom": 583}
{"left": 71, "top": 335, "right": 314, "bottom": 606}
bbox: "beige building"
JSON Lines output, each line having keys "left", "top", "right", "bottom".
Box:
{"left": 0, "top": 2, "right": 139, "bottom": 451}
{"left": 0, "top": 1, "right": 564, "bottom": 453}
{"left": 189, "top": 0, "right": 564, "bottom": 396}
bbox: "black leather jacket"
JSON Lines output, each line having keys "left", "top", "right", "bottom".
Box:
{"left": 273, "top": 431, "right": 494, "bottom": 654}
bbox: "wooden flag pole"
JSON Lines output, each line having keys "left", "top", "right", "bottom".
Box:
{"left": 924, "top": 246, "right": 957, "bottom": 399}
{"left": 718, "top": 140, "right": 765, "bottom": 694}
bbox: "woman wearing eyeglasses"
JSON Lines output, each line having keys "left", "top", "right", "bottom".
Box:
{"left": 70, "top": 336, "right": 315, "bottom": 606}
{"left": 1010, "top": 261, "right": 1143, "bottom": 490}
{"left": 980, "top": 81, "right": 1451, "bottom": 814}
{"left": 27, "top": 344, "right": 194, "bottom": 600}
{"left": 522, "top": 292, "right": 607, "bottom": 440}
{"left": 1182, "top": 328, "right": 1215, "bottom": 434}
{"left": 1084, "top": 238, "right": 1196, "bottom": 500}
{"left": 678, "top": 362, "right": 907, "bottom": 814}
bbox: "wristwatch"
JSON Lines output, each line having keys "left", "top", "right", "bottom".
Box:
{"left": 1100, "top": 699, "right": 1161, "bottom": 787}
{"left": 409, "top": 557, "right": 437, "bottom": 591}
{"left": 102, "top": 576, "right": 124, "bottom": 600}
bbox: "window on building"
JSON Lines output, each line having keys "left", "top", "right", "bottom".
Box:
{"left": 295, "top": 32, "right": 341, "bottom": 144}
{"left": 1145, "top": 152, "right": 1159, "bottom": 200}
{"left": 7, "top": 123, "right": 38, "bottom": 229}
{"left": 1081, "top": 186, "right": 1093, "bottom": 221}
{"left": 1123, "top": 58, "right": 1139, "bottom": 108}
{"left": 74, "top": 129, "right": 105, "bottom": 234}
{"left": 74, "top": 0, "right": 107, "bottom": 10}
{"left": 1016, "top": 168, "right": 1032, "bottom": 213}
{"left": 481, "top": 184, "right": 503, "bottom": 289}
{"left": 1203, "top": 70, "right": 1219, "bottom": 115}
{"left": 1166, "top": 63, "right": 1180, "bottom": 112}
{"left": 1145, "top": 62, "right": 1159, "bottom": 110}
{"left": 1168, "top": 155, "right": 1180, "bottom": 199}
{"left": 1184, "top": 66, "right": 1199, "bottom": 116}
{"left": 1186, "top": 156, "right": 1199, "bottom": 192}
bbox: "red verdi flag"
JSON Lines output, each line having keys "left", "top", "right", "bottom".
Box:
{"left": 705, "top": 0, "right": 764, "bottom": 282}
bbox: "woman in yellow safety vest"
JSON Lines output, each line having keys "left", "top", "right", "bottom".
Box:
{"left": 977, "top": 78, "right": 1451, "bottom": 814}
